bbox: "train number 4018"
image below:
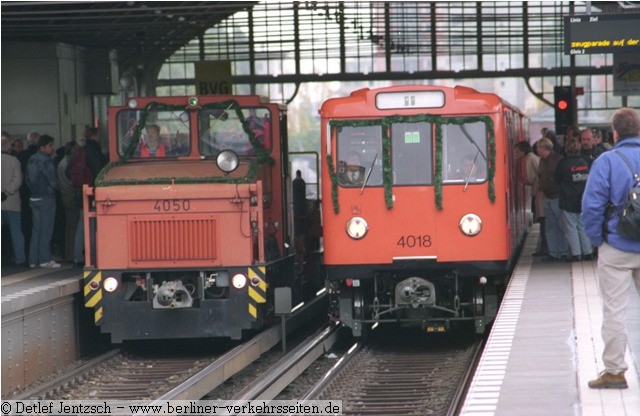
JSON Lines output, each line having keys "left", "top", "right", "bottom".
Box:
{"left": 154, "top": 199, "right": 191, "bottom": 212}
{"left": 397, "top": 235, "right": 432, "bottom": 248}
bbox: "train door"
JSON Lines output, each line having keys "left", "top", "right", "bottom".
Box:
{"left": 288, "top": 152, "right": 323, "bottom": 291}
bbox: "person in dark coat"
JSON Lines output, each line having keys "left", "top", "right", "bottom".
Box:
{"left": 73, "top": 127, "right": 107, "bottom": 266}
{"left": 537, "top": 137, "right": 569, "bottom": 261}
{"left": 554, "top": 138, "right": 593, "bottom": 262}
{"left": 25, "top": 135, "right": 61, "bottom": 268}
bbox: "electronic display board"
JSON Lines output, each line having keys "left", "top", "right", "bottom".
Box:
{"left": 564, "top": 13, "right": 640, "bottom": 55}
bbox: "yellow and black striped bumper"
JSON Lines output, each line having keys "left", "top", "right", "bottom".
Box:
{"left": 83, "top": 270, "right": 103, "bottom": 324}
{"left": 247, "top": 266, "right": 268, "bottom": 318}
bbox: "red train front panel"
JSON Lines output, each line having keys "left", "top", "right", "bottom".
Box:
{"left": 320, "top": 85, "right": 528, "bottom": 336}
{"left": 82, "top": 95, "right": 295, "bottom": 342}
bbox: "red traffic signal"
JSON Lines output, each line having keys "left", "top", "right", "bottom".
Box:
{"left": 554, "top": 86, "right": 575, "bottom": 136}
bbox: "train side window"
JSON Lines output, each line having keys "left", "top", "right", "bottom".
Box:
{"left": 442, "top": 121, "right": 488, "bottom": 183}
{"left": 198, "top": 107, "right": 272, "bottom": 157}
{"left": 336, "top": 125, "right": 383, "bottom": 188}
{"left": 391, "top": 122, "right": 433, "bottom": 185}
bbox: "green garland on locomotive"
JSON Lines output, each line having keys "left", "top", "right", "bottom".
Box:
{"left": 94, "top": 99, "right": 275, "bottom": 187}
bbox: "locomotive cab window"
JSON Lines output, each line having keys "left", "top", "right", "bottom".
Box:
{"left": 199, "top": 107, "right": 272, "bottom": 157}
{"left": 391, "top": 122, "right": 433, "bottom": 185}
{"left": 336, "top": 125, "right": 383, "bottom": 188}
{"left": 116, "top": 109, "right": 191, "bottom": 158}
{"left": 442, "top": 121, "right": 488, "bottom": 184}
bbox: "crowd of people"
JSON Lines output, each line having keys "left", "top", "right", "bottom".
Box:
{"left": 516, "top": 122, "right": 616, "bottom": 263}
{"left": 1, "top": 127, "right": 106, "bottom": 269}
{"left": 517, "top": 108, "right": 640, "bottom": 390}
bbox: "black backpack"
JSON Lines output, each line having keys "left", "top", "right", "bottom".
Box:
{"left": 611, "top": 150, "right": 640, "bottom": 240}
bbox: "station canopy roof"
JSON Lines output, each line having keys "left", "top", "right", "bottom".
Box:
{"left": 1, "top": 1, "right": 258, "bottom": 69}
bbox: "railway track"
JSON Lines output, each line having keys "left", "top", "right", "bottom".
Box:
{"left": 14, "top": 348, "right": 218, "bottom": 400}
{"left": 12, "top": 293, "right": 481, "bottom": 416}
{"left": 220, "top": 324, "right": 482, "bottom": 416}
{"left": 302, "top": 329, "right": 483, "bottom": 416}
{"left": 12, "top": 293, "right": 328, "bottom": 401}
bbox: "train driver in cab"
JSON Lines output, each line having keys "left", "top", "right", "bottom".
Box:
{"left": 339, "top": 151, "right": 366, "bottom": 186}
{"left": 455, "top": 153, "right": 486, "bottom": 182}
{"left": 139, "top": 124, "right": 167, "bottom": 158}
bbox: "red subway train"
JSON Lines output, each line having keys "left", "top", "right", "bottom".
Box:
{"left": 319, "top": 85, "right": 529, "bottom": 337}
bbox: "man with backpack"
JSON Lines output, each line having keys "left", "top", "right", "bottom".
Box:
{"left": 582, "top": 107, "right": 640, "bottom": 389}
{"left": 70, "top": 127, "right": 107, "bottom": 267}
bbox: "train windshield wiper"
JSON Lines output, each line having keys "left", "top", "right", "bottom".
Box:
{"left": 464, "top": 150, "right": 481, "bottom": 192}
{"left": 460, "top": 124, "right": 487, "bottom": 162}
{"left": 360, "top": 152, "right": 378, "bottom": 195}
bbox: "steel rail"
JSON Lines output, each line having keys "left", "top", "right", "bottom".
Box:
{"left": 151, "top": 292, "right": 328, "bottom": 401}
{"left": 298, "top": 339, "right": 363, "bottom": 401}
{"left": 12, "top": 348, "right": 122, "bottom": 400}
{"left": 446, "top": 338, "right": 486, "bottom": 416}
{"left": 231, "top": 324, "right": 341, "bottom": 402}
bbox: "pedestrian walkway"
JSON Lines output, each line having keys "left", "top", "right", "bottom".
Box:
{"left": 461, "top": 225, "right": 640, "bottom": 415}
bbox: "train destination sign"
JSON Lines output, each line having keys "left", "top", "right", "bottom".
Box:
{"left": 564, "top": 13, "right": 640, "bottom": 55}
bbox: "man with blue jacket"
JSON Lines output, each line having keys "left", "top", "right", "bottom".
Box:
{"left": 582, "top": 107, "right": 640, "bottom": 389}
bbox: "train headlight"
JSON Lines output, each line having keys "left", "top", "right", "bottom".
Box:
{"left": 346, "top": 217, "right": 368, "bottom": 239}
{"left": 232, "top": 273, "right": 247, "bottom": 289}
{"left": 459, "top": 213, "right": 482, "bottom": 236}
{"left": 216, "top": 150, "right": 239, "bottom": 173}
{"left": 103, "top": 277, "right": 119, "bottom": 292}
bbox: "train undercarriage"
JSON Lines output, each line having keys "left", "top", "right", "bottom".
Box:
{"left": 85, "top": 256, "right": 309, "bottom": 342}
{"left": 327, "top": 268, "right": 508, "bottom": 337}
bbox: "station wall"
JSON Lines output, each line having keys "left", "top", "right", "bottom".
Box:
{"left": 0, "top": 42, "right": 112, "bottom": 147}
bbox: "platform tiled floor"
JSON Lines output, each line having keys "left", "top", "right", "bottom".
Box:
{"left": 461, "top": 225, "right": 640, "bottom": 416}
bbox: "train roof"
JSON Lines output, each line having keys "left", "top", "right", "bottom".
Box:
{"left": 319, "top": 84, "right": 523, "bottom": 118}
{"left": 116, "top": 94, "right": 284, "bottom": 111}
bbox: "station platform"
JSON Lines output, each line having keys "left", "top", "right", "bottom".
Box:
{"left": 1, "top": 264, "right": 83, "bottom": 396}
{"left": 461, "top": 225, "right": 640, "bottom": 416}
{"left": 1, "top": 264, "right": 81, "bottom": 315}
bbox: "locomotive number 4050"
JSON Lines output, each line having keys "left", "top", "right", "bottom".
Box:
{"left": 154, "top": 199, "right": 191, "bottom": 212}
{"left": 397, "top": 235, "right": 432, "bottom": 248}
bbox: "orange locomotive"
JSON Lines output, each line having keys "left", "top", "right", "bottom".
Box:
{"left": 82, "top": 95, "right": 320, "bottom": 342}
{"left": 321, "top": 85, "right": 529, "bottom": 337}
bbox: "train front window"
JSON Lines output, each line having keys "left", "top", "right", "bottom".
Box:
{"left": 336, "top": 125, "right": 383, "bottom": 188}
{"left": 116, "top": 109, "right": 191, "bottom": 158}
{"left": 442, "top": 121, "right": 488, "bottom": 184}
{"left": 391, "top": 122, "right": 433, "bottom": 185}
{"left": 198, "top": 107, "right": 272, "bottom": 157}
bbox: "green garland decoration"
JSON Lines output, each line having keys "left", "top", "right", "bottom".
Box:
{"left": 325, "top": 153, "right": 340, "bottom": 214}
{"left": 96, "top": 100, "right": 274, "bottom": 187}
{"left": 437, "top": 115, "right": 495, "bottom": 209}
{"left": 435, "top": 122, "right": 443, "bottom": 210}
{"left": 381, "top": 125, "right": 393, "bottom": 209}
{"left": 325, "top": 115, "right": 495, "bottom": 213}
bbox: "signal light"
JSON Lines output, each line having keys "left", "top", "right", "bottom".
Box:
{"left": 554, "top": 86, "right": 576, "bottom": 136}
